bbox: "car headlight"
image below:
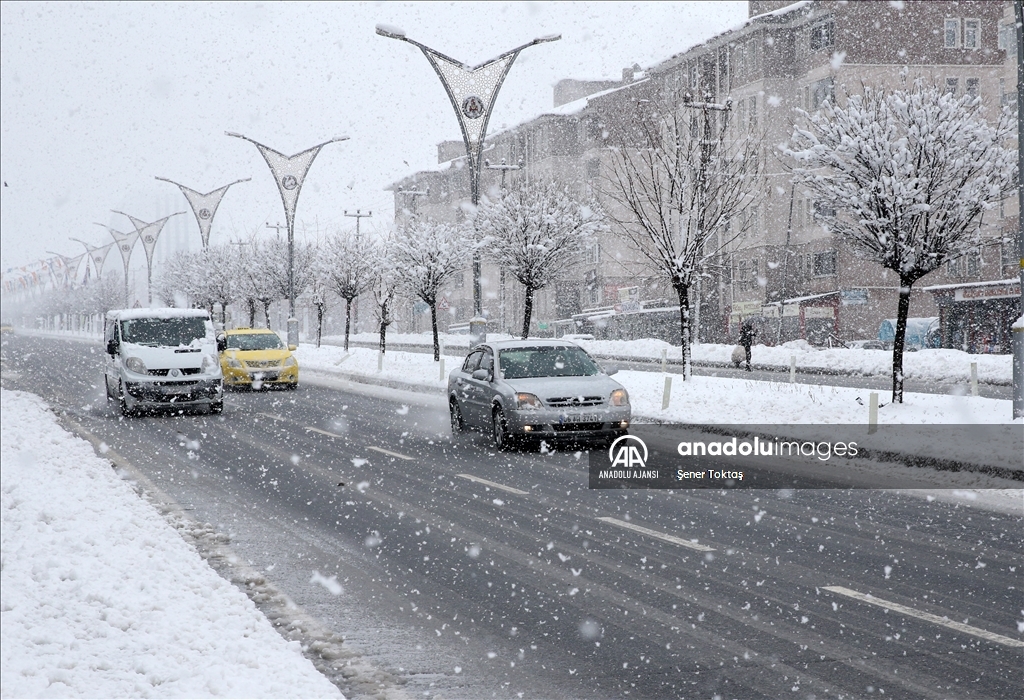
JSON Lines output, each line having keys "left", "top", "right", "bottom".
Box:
{"left": 201, "top": 354, "right": 220, "bottom": 374}
{"left": 283, "top": 356, "right": 297, "bottom": 367}
{"left": 515, "top": 392, "right": 542, "bottom": 409}
{"left": 225, "top": 357, "right": 243, "bottom": 369}
{"left": 124, "top": 356, "right": 147, "bottom": 374}
{"left": 610, "top": 388, "right": 630, "bottom": 407}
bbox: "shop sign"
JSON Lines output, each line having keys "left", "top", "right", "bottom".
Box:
{"left": 954, "top": 283, "right": 1020, "bottom": 302}
{"left": 841, "top": 289, "right": 868, "bottom": 305}
{"left": 804, "top": 306, "right": 835, "bottom": 319}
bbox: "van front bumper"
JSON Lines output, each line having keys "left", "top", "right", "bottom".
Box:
{"left": 124, "top": 377, "right": 222, "bottom": 405}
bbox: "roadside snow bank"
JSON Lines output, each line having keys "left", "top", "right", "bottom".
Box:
{"left": 0, "top": 389, "right": 343, "bottom": 699}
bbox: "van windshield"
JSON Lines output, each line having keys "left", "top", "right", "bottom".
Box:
{"left": 120, "top": 317, "right": 206, "bottom": 347}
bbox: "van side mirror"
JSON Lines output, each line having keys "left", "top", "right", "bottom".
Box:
{"left": 216, "top": 334, "right": 227, "bottom": 353}
{"left": 106, "top": 338, "right": 118, "bottom": 356}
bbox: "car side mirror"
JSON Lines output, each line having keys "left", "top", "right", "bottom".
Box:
{"left": 106, "top": 338, "right": 119, "bottom": 356}
{"left": 604, "top": 364, "right": 619, "bottom": 376}
{"left": 288, "top": 344, "right": 297, "bottom": 351}
{"left": 471, "top": 368, "right": 490, "bottom": 381}
{"left": 216, "top": 335, "right": 227, "bottom": 353}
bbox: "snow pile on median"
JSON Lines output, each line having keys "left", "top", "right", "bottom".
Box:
{"left": 0, "top": 388, "right": 343, "bottom": 699}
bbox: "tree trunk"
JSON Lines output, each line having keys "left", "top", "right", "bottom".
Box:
{"left": 220, "top": 300, "right": 228, "bottom": 327}
{"left": 344, "top": 298, "right": 352, "bottom": 352}
{"left": 521, "top": 286, "right": 535, "bottom": 340}
{"left": 262, "top": 300, "right": 271, "bottom": 329}
{"left": 316, "top": 303, "right": 324, "bottom": 348}
{"left": 430, "top": 302, "right": 440, "bottom": 361}
{"left": 891, "top": 277, "right": 914, "bottom": 404}
{"left": 379, "top": 300, "right": 390, "bottom": 355}
{"left": 247, "top": 298, "right": 256, "bottom": 328}
{"left": 675, "top": 282, "right": 692, "bottom": 380}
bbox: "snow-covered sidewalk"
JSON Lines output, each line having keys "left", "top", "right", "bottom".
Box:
{"left": 327, "top": 331, "right": 1014, "bottom": 386}
{"left": 0, "top": 389, "right": 343, "bottom": 699}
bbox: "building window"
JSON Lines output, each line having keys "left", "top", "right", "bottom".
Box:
{"left": 944, "top": 18, "right": 960, "bottom": 48}
{"left": 809, "top": 20, "right": 835, "bottom": 51}
{"left": 1002, "top": 239, "right": 1017, "bottom": 273}
{"left": 586, "top": 158, "right": 600, "bottom": 179}
{"left": 999, "top": 21, "right": 1017, "bottom": 53}
{"left": 718, "top": 47, "right": 730, "bottom": 95}
{"left": 946, "top": 251, "right": 981, "bottom": 278}
{"left": 945, "top": 77, "right": 959, "bottom": 96}
{"left": 748, "top": 95, "right": 758, "bottom": 130}
{"left": 813, "top": 200, "right": 836, "bottom": 220}
{"left": 813, "top": 251, "right": 837, "bottom": 276}
{"left": 966, "top": 77, "right": 979, "bottom": 98}
{"left": 689, "top": 64, "right": 699, "bottom": 90}
{"left": 809, "top": 77, "right": 834, "bottom": 110}
{"left": 963, "top": 18, "right": 980, "bottom": 49}
{"left": 585, "top": 243, "right": 600, "bottom": 265}
{"left": 749, "top": 40, "right": 759, "bottom": 73}
{"left": 736, "top": 98, "right": 746, "bottom": 132}
{"left": 453, "top": 271, "right": 464, "bottom": 288}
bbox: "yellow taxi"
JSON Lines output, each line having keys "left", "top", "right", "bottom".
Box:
{"left": 219, "top": 328, "right": 298, "bottom": 389}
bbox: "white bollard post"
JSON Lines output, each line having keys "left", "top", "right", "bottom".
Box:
{"left": 662, "top": 375, "right": 672, "bottom": 410}
{"left": 439, "top": 357, "right": 446, "bottom": 382}
{"left": 661, "top": 347, "right": 667, "bottom": 373}
{"left": 868, "top": 392, "right": 879, "bottom": 434}
{"left": 970, "top": 362, "right": 979, "bottom": 396}
{"left": 790, "top": 355, "right": 796, "bottom": 384}
{"left": 377, "top": 351, "right": 383, "bottom": 373}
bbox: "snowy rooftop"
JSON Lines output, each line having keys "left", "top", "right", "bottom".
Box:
{"left": 106, "top": 307, "right": 211, "bottom": 320}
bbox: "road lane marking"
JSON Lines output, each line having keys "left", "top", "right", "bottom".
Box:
{"left": 367, "top": 445, "right": 414, "bottom": 461}
{"left": 257, "top": 412, "right": 286, "bottom": 421}
{"left": 305, "top": 426, "right": 343, "bottom": 438}
{"left": 597, "top": 517, "right": 716, "bottom": 552}
{"left": 823, "top": 585, "right": 1024, "bottom": 648}
{"left": 457, "top": 474, "right": 528, "bottom": 495}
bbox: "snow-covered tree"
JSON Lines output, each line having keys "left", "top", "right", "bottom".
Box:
{"left": 785, "top": 78, "right": 1015, "bottom": 403}
{"left": 393, "top": 219, "right": 470, "bottom": 360}
{"left": 603, "top": 91, "right": 765, "bottom": 380}
{"left": 475, "top": 180, "right": 603, "bottom": 339}
{"left": 327, "top": 232, "right": 376, "bottom": 351}
{"left": 368, "top": 237, "right": 399, "bottom": 355}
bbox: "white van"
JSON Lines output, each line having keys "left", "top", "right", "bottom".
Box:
{"left": 103, "top": 308, "right": 225, "bottom": 416}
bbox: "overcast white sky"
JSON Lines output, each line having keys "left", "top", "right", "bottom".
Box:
{"left": 1, "top": 1, "right": 747, "bottom": 272}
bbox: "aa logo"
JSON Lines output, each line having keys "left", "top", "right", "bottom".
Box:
{"left": 608, "top": 435, "right": 648, "bottom": 468}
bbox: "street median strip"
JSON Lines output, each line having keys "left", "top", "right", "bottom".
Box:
{"left": 823, "top": 585, "right": 1024, "bottom": 648}
{"left": 456, "top": 474, "right": 528, "bottom": 495}
{"left": 597, "top": 516, "right": 715, "bottom": 552}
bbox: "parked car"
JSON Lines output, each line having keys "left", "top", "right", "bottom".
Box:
{"left": 104, "top": 308, "right": 224, "bottom": 416}
{"left": 219, "top": 328, "right": 298, "bottom": 390}
{"left": 448, "top": 339, "right": 630, "bottom": 450}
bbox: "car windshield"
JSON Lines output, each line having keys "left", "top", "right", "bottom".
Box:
{"left": 227, "top": 333, "right": 285, "bottom": 351}
{"left": 120, "top": 317, "right": 206, "bottom": 347}
{"left": 499, "top": 346, "right": 600, "bottom": 379}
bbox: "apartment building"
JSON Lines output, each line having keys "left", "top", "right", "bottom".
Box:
{"left": 390, "top": 0, "right": 1019, "bottom": 349}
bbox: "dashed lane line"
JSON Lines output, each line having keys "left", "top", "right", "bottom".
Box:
{"left": 305, "top": 426, "right": 343, "bottom": 438}
{"left": 367, "top": 445, "right": 414, "bottom": 461}
{"left": 597, "top": 516, "right": 716, "bottom": 552}
{"left": 256, "top": 412, "right": 286, "bottom": 421}
{"left": 824, "top": 585, "right": 1024, "bottom": 648}
{"left": 456, "top": 473, "right": 529, "bottom": 495}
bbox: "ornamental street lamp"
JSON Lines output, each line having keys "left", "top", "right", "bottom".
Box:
{"left": 227, "top": 132, "right": 348, "bottom": 346}
{"left": 71, "top": 238, "right": 115, "bottom": 282}
{"left": 96, "top": 223, "right": 140, "bottom": 306}
{"left": 114, "top": 211, "right": 184, "bottom": 306}
{"left": 376, "top": 25, "right": 559, "bottom": 344}
{"left": 484, "top": 158, "right": 521, "bottom": 333}
{"left": 155, "top": 177, "right": 250, "bottom": 248}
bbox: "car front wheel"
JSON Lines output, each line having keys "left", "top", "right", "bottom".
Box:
{"left": 492, "top": 407, "right": 514, "bottom": 451}
{"left": 450, "top": 399, "right": 466, "bottom": 434}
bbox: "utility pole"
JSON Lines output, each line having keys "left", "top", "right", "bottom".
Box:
{"left": 396, "top": 190, "right": 428, "bottom": 229}
{"left": 344, "top": 209, "right": 373, "bottom": 241}
{"left": 343, "top": 210, "right": 372, "bottom": 333}
{"left": 485, "top": 158, "right": 521, "bottom": 334}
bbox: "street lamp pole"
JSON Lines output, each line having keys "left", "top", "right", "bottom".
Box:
{"left": 484, "top": 159, "right": 521, "bottom": 333}
{"left": 1012, "top": 0, "right": 1023, "bottom": 419}
{"left": 376, "top": 25, "right": 559, "bottom": 344}
{"left": 228, "top": 132, "right": 348, "bottom": 347}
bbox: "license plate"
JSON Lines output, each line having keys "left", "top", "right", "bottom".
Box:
{"left": 163, "top": 384, "right": 193, "bottom": 395}
{"left": 253, "top": 372, "right": 279, "bottom": 381}
{"left": 561, "top": 413, "right": 600, "bottom": 424}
